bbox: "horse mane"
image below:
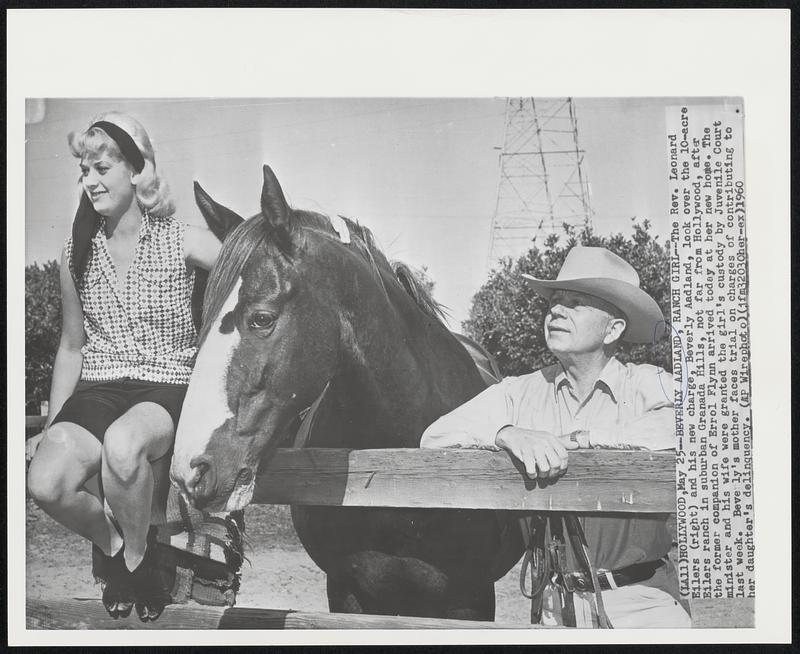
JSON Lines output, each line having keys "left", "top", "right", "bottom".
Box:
{"left": 391, "top": 261, "right": 446, "bottom": 322}
{"left": 200, "top": 209, "right": 446, "bottom": 345}
{"left": 199, "top": 216, "right": 268, "bottom": 346}
{"left": 301, "top": 213, "right": 447, "bottom": 323}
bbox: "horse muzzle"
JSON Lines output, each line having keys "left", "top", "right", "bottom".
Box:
{"left": 171, "top": 457, "right": 257, "bottom": 513}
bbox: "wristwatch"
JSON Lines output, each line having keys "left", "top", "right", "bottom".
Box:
{"left": 568, "top": 429, "right": 590, "bottom": 448}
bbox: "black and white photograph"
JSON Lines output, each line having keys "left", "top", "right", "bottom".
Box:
{"left": 9, "top": 9, "right": 789, "bottom": 647}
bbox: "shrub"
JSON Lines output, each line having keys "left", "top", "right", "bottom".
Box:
{"left": 25, "top": 260, "right": 61, "bottom": 414}
{"left": 463, "top": 221, "right": 672, "bottom": 377}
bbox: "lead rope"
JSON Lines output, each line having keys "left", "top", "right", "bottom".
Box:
{"left": 518, "top": 514, "right": 548, "bottom": 623}
{"left": 564, "top": 514, "right": 613, "bottom": 629}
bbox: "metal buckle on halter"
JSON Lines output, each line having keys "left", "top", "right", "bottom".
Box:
{"left": 562, "top": 571, "right": 591, "bottom": 592}
{"left": 548, "top": 535, "right": 569, "bottom": 586}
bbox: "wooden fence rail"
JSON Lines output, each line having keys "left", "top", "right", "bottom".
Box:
{"left": 27, "top": 598, "right": 550, "bottom": 630}
{"left": 255, "top": 448, "right": 676, "bottom": 512}
{"left": 25, "top": 415, "right": 46, "bottom": 435}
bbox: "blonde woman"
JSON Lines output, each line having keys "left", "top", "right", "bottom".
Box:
{"left": 26, "top": 112, "right": 220, "bottom": 621}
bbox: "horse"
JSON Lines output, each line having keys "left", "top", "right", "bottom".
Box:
{"left": 170, "top": 165, "right": 522, "bottom": 620}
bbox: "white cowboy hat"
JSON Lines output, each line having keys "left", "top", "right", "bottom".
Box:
{"left": 521, "top": 246, "right": 667, "bottom": 343}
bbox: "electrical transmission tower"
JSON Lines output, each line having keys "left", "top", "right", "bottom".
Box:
{"left": 487, "top": 98, "right": 593, "bottom": 269}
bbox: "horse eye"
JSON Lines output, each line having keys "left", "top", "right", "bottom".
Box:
{"left": 248, "top": 312, "right": 276, "bottom": 331}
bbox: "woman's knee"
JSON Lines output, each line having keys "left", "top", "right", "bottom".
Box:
{"left": 102, "top": 423, "right": 149, "bottom": 483}
{"left": 27, "top": 459, "right": 65, "bottom": 507}
{"left": 27, "top": 425, "right": 88, "bottom": 506}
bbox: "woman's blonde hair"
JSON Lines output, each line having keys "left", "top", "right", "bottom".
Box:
{"left": 68, "top": 111, "right": 175, "bottom": 218}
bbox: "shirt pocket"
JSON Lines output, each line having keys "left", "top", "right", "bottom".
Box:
{"left": 139, "top": 264, "right": 181, "bottom": 284}
{"left": 136, "top": 266, "right": 184, "bottom": 328}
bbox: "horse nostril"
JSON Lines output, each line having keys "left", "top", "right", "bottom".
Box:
{"left": 190, "top": 454, "right": 210, "bottom": 471}
{"left": 189, "top": 454, "right": 214, "bottom": 491}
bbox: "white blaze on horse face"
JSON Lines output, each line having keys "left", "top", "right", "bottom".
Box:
{"left": 172, "top": 277, "right": 243, "bottom": 487}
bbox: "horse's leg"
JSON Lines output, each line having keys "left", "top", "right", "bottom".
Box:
{"left": 325, "top": 569, "right": 364, "bottom": 614}
{"left": 325, "top": 550, "right": 494, "bottom": 620}
{"left": 325, "top": 550, "right": 445, "bottom": 617}
{"left": 442, "top": 575, "right": 496, "bottom": 621}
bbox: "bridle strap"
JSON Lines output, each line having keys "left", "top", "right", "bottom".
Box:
{"left": 518, "top": 514, "right": 548, "bottom": 623}
{"left": 284, "top": 380, "right": 332, "bottom": 449}
{"left": 564, "top": 514, "right": 613, "bottom": 628}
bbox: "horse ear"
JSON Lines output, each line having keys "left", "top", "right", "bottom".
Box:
{"left": 193, "top": 181, "right": 244, "bottom": 241}
{"left": 260, "top": 165, "right": 293, "bottom": 255}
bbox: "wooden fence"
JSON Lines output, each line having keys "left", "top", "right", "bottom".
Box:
{"left": 25, "top": 416, "right": 676, "bottom": 629}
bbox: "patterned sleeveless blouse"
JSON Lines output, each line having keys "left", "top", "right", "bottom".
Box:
{"left": 66, "top": 213, "right": 197, "bottom": 384}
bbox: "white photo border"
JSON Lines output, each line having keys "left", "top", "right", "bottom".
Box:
{"left": 8, "top": 8, "right": 790, "bottom": 645}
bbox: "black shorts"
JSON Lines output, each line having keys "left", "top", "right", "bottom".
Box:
{"left": 50, "top": 378, "right": 189, "bottom": 443}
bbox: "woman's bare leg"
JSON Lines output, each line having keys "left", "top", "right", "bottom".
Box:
{"left": 27, "top": 422, "right": 122, "bottom": 555}
{"left": 101, "top": 402, "right": 174, "bottom": 571}
{"left": 149, "top": 454, "right": 173, "bottom": 527}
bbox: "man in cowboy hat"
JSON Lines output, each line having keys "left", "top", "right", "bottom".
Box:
{"left": 421, "top": 246, "right": 690, "bottom": 628}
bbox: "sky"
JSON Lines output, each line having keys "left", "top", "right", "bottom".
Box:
{"left": 25, "top": 97, "right": 717, "bottom": 330}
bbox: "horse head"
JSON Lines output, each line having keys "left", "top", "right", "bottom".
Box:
{"left": 171, "top": 166, "right": 338, "bottom": 511}
{"left": 170, "top": 165, "right": 485, "bottom": 513}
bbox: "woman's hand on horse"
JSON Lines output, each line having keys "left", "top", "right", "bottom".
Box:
{"left": 26, "top": 430, "right": 46, "bottom": 463}
{"left": 495, "top": 426, "right": 577, "bottom": 480}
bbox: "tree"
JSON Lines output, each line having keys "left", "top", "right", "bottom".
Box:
{"left": 25, "top": 260, "right": 62, "bottom": 414}
{"left": 463, "top": 220, "right": 672, "bottom": 377}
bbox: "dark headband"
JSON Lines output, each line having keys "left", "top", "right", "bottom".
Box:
{"left": 71, "top": 121, "right": 144, "bottom": 281}
{"left": 89, "top": 120, "right": 145, "bottom": 173}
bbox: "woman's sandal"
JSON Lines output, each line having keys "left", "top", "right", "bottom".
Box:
{"left": 131, "top": 528, "right": 172, "bottom": 622}
{"left": 98, "top": 545, "right": 136, "bottom": 619}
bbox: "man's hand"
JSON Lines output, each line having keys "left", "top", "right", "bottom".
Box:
{"left": 26, "top": 431, "right": 45, "bottom": 463}
{"left": 495, "top": 426, "right": 578, "bottom": 479}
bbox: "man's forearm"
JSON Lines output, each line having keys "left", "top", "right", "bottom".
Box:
{"left": 420, "top": 382, "right": 515, "bottom": 450}
{"left": 586, "top": 408, "right": 676, "bottom": 451}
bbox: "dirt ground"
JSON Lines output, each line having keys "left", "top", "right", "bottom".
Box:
{"left": 26, "top": 501, "right": 753, "bottom": 628}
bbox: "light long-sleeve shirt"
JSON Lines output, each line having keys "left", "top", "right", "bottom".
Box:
{"left": 420, "top": 357, "right": 679, "bottom": 595}
{"left": 421, "top": 358, "right": 676, "bottom": 451}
